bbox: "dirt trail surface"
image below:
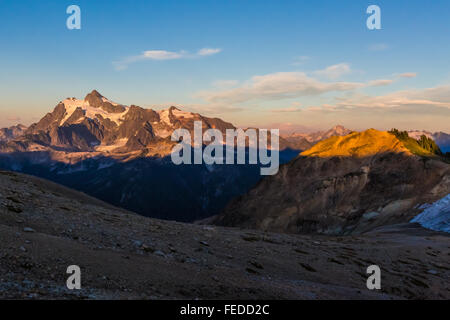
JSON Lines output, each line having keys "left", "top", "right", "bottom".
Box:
{"left": 0, "top": 170, "right": 449, "bottom": 299}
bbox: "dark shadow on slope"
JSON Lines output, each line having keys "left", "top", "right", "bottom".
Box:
{"left": 0, "top": 147, "right": 301, "bottom": 222}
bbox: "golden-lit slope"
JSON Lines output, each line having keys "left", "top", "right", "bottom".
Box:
{"left": 301, "top": 129, "right": 411, "bottom": 157}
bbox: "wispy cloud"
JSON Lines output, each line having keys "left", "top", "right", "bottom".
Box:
{"left": 367, "top": 79, "right": 394, "bottom": 86}
{"left": 196, "top": 68, "right": 395, "bottom": 104}
{"left": 141, "top": 50, "right": 186, "bottom": 60}
{"left": 398, "top": 72, "right": 417, "bottom": 78}
{"left": 292, "top": 56, "right": 310, "bottom": 66}
{"left": 368, "top": 43, "right": 389, "bottom": 51}
{"left": 198, "top": 48, "right": 222, "bottom": 56}
{"left": 305, "top": 85, "right": 450, "bottom": 111}
{"left": 114, "top": 48, "right": 222, "bottom": 70}
{"left": 313, "top": 63, "right": 351, "bottom": 79}
{"left": 212, "top": 79, "right": 239, "bottom": 89}
{"left": 270, "top": 107, "right": 303, "bottom": 113}
{"left": 6, "top": 116, "right": 21, "bottom": 121}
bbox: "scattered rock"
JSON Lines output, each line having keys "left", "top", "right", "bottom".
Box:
{"left": 142, "top": 244, "right": 155, "bottom": 253}
{"left": 132, "top": 240, "right": 142, "bottom": 247}
{"left": 23, "top": 227, "right": 35, "bottom": 233}
{"left": 154, "top": 250, "right": 165, "bottom": 257}
{"left": 249, "top": 261, "right": 264, "bottom": 270}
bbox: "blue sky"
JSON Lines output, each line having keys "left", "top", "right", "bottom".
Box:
{"left": 0, "top": 0, "right": 449, "bottom": 132}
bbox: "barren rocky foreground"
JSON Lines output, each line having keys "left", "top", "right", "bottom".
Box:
{"left": 0, "top": 170, "right": 449, "bottom": 300}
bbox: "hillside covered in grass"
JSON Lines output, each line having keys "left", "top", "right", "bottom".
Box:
{"left": 388, "top": 129, "right": 443, "bottom": 157}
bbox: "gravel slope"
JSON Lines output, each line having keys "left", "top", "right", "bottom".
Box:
{"left": 0, "top": 170, "right": 449, "bottom": 299}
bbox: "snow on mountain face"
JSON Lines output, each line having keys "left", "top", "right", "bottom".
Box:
{"left": 60, "top": 97, "right": 130, "bottom": 126}
{"left": 411, "top": 194, "right": 450, "bottom": 233}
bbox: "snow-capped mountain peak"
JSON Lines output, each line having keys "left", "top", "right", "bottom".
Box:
{"left": 60, "top": 96, "right": 130, "bottom": 126}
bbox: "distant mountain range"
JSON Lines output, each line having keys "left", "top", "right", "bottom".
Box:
{"left": 1, "top": 90, "right": 448, "bottom": 223}
{"left": 408, "top": 130, "right": 450, "bottom": 153}
{"left": 279, "top": 125, "right": 352, "bottom": 151}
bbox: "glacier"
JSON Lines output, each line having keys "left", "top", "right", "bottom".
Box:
{"left": 411, "top": 194, "right": 450, "bottom": 233}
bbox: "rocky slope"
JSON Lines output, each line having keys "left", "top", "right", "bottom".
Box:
{"left": 0, "top": 170, "right": 449, "bottom": 299}
{"left": 0, "top": 124, "right": 27, "bottom": 142}
{"left": 214, "top": 129, "right": 450, "bottom": 235}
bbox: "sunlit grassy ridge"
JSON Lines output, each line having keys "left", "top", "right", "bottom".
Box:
{"left": 300, "top": 128, "right": 435, "bottom": 158}
{"left": 388, "top": 129, "right": 443, "bottom": 157}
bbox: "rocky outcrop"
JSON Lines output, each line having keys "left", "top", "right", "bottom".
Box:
{"left": 0, "top": 124, "right": 27, "bottom": 142}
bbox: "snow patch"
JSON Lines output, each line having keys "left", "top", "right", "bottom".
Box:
{"left": 158, "top": 109, "right": 172, "bottom": 126}
{"left": 61, "top": 98, "right": 130, "bottom": 126}
{"left": 95, "top": 138, "right": 128, "bottom": 152}
{"left": 172, "top": 109, "right": 194, "bottom": 119}
{"left": 411, "top": 194, "right": 450, "bottom": 233}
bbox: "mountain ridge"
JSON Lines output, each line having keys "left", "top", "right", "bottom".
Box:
{"left": 214, "top": 129, "right": 450, "bottom": 234}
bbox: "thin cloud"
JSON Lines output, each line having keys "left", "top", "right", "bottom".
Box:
{"left": 368, "top": 79, "right": 394, "bottom": 86}
{"left": 305, "top": 85, "right": 450, "bottom": 111}
{"left": 212, "top": 80, "right": 239, "bottom": 89}
{"left": 292, "top": 56, "right": 310, "bottom": 66}
{"left": 196, "top": 70, "right": 394, "bottom": 104}
{"left": 313, "top": 63, "right": 351, "bottom": 79}
{"left": 114, "top": 48, "right": 222, "bottom": 70}
{"left": 398, "top": 72, "right": 417, "bottom": 78}
{"left": 198, "top": 48, "right": 222, "bottom": 56}
{"left": 142, "top": 50, "right": 185, "bottom": 60}
{"left": 6, "top": 116, "right": 21, "bottom": 121}
{"left": 270, "top": 107, "right": 303, "bottom": 113}
{"left": 368, "top": 43, "right": 389, "bottom": 51}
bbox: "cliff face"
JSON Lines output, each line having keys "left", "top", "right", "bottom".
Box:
{"left": 214, "top": 130, "right": 450, "bottom": 235}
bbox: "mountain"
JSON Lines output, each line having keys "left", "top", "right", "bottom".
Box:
{"left": 408, "top": 130, "right": 450, "bottom": 153}
{"left": 18, "top": 90, "right": 234, "bottom": 154}
{"left": 0, "top": 91, "right": 297, "bottom": 222}
{"left": 0, "top": 124, "right": 27, "bottom": 142}
{"left": 289, "top": 125, "right": 353, "bottom": 142}
{"left": 282, "top": 125, "right": 352, "bottom": 151}
{"left": 1, "top": 169, "right": 449, "bottom": 299}
{"left": 213, "top": 129, "right": 450, "bottom": 235}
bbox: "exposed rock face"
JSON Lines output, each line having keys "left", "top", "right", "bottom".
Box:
{"left": 214, "top": 129, "right": 450, "bottom": 235}
{"left": 0, "top": 124, "right": 27, "bottom": 142}
{"left": 84, "top": 90, "right": 126, "bottom": 113}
